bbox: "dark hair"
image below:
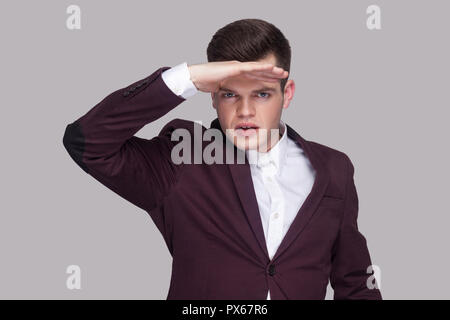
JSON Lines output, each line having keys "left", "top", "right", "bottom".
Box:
{"left": 207, "top": 18, "right": 291, "bottom": 93}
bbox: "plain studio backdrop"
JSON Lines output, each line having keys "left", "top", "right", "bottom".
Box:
{"left": 0, "top": 0, "right": 448, "bottom": 299}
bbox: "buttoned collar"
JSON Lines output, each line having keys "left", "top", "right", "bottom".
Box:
{"left": 246, "top": 120, "right": 288, "bottom": 174}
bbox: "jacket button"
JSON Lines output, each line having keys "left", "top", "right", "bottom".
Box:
{"left": 268, "top": 265, "right": 275, "bottom": 276}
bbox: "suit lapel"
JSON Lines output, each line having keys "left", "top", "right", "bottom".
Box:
{"left": 209, "top": 118, "right": 330, "bottom": 263}
{"left": 210, "top": 118, "right": 270, "bottom": 261}
{"left": 270, "top": 124, "right": 329, "bottom": 262}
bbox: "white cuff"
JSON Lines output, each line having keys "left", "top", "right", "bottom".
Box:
{"left": 161, "top": 62, "right": 198, "bottom": 99}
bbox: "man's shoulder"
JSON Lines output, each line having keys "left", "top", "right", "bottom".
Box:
{"left": 306, "top": 139, "right": 353, "bottom": 169}
{"left": 306, "top": 139, "right": 356, "bottom": 197}
{"left": 159, "top": 118, "right": 207, "bottom": 136}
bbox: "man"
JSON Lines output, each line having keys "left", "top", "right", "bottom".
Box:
{"left": 63, "top": 18, "right": 382, "bottom": 300}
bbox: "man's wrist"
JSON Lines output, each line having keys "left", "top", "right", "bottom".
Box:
{"left": 161, "top": 62, "right": 198, "bottom": 99}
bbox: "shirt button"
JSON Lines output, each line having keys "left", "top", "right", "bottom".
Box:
{"left": 273, "top": 212, "right": 279, "bottom": 219}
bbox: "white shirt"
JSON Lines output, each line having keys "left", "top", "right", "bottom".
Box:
{"left": 161, "top": 62, "right": 316, "bottom": 300}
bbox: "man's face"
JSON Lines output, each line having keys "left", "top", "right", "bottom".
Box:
{"left": 211, "top": 53, "right": 295, "bottom": 152}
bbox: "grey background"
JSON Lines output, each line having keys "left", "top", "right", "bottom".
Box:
{"left": 1, "top": 0, "right": 449, "bottom": 299}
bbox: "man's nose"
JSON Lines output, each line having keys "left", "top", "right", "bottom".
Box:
{"left": 236, "top": 99, "right": 256, "bottom": 117}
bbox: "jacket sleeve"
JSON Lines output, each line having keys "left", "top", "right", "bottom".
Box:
{"left": 62, "top": 66, "right": 186, "bottom": 239}
{"left": 329, "top": 155, "right": 383, "bottom": 300}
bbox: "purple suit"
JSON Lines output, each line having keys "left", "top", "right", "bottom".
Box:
{"left": 63, "top": 66, "right": 382, "bottom": 300}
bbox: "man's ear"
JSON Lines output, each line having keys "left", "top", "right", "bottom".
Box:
{"left": 282, "top": 79, "right": 295, "bottom": 110}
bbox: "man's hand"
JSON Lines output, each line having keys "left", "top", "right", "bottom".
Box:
{"left": 187, "top": 60, "right": 289, "bottom": 93}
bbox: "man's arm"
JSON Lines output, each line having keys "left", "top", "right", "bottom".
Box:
{"left": 62, "top": 60, "right": 287, "bottom": 246}
{"left": 329, "top": 155, "right": 382, "bottom": 300}
{"left": 62, "top": 65, "right": 195, "bottom": 241}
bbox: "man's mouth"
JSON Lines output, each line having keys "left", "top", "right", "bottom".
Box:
{"left": 234, "top": 122, "right": 259, "bottom": 137}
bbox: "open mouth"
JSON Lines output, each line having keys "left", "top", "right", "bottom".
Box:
{"left": 234, "top": 123, "right": 259, "bottom": 137}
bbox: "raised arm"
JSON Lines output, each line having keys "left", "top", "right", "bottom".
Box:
{"left": 62, "top": 66, "right": 191, "bottom": 239}
{"left": 62, "top": 60, "right": 287, "bottom": 245}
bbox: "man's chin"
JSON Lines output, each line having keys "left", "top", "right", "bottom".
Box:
{"left": 224, "top": 128, "right": 273, "bottom": 152}
{"left": 231, "top": 136, "right": 269, "bottom": 152}
{"left": 235, "top": 141, "right": 258, "bottom": 151}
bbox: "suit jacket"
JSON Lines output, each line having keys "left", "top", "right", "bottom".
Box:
{"left": 63, "top": 66, "right": 382, "bottom": 300}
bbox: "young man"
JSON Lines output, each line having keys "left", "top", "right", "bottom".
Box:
{"left": 63, "top": 18, "right": 382, "bottom": 300}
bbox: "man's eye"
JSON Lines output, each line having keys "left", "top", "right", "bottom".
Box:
{"left": 223, "top": 92, "right": 270, "bottom": 99}
{"left": 223, "top": 92, "right": 235, "bottom": 98}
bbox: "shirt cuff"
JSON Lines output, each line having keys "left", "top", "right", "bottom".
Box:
{"left": 161, "top": 62, "right": 198, "bottom": 99}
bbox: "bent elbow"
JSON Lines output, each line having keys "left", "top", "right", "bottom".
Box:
{"left": 63, "top": 121, "right": 89, "bottom": 174}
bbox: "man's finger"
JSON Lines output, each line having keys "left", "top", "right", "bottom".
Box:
{"left": 242, "top": 73, "right": 280, "bottom": 82}
{"left": 250, "top": 70, "right": 288, "bottom": 78}
{"left": 240, "top": 62, "right": 274, "bottom": 73}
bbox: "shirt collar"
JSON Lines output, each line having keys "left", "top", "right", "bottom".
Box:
{"left": 246, "top": 120, "right": 288, "bottom": 172}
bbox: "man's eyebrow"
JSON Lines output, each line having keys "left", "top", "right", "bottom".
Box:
{"left": 218, "top": 87, "right": 277, "bottom": 93}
